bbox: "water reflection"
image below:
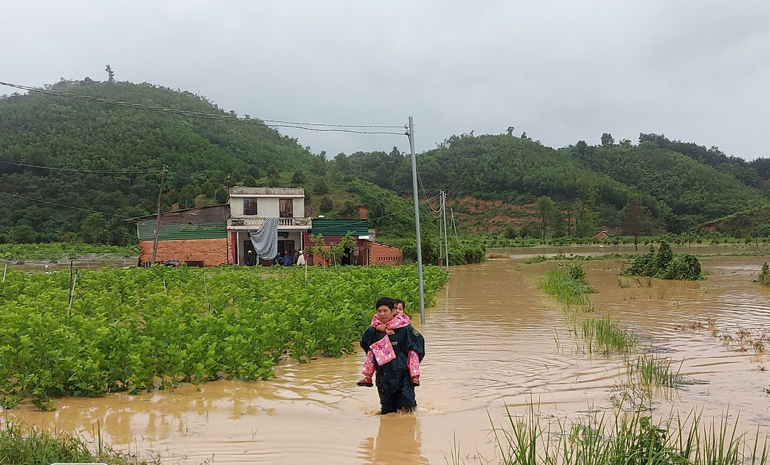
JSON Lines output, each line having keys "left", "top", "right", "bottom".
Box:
{"left": 358, "top": 413, "right": 426, "bottom": 465}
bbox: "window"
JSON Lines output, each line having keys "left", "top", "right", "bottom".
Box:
{"left": 243, "top": 198, "right": 257, "bottom": 216}
{"left": 279, "top": 199, "right": 293, "bottom": 218}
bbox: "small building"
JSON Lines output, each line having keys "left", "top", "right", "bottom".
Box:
{"left": 128, "top": 187, "right": 312, "bottom": 267}
{"left": 306, "top": 219, "right": 402, "bottom": 266}
{"left": 595, "top": 230, "right": 615, "bottom": 239}
{"left": 130, "top": 205, "right": 231, "bottom": 267}
{"left": 227, "top": 187, "right": 311, "bottom": 265}
{"left": 127, "top": 187, "right": 402, "bottom": 267}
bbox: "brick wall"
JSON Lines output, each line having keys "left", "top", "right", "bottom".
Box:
{"left": 368, "top": 241, "right": 403, "bottom": 265}
{"left": 139, "top": 238, "right": 230, "bottom": 267}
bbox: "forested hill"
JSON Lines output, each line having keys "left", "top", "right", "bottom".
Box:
{"left": 633, "top": 133, "right": 770, "bottom": 191}
{"left": 335, "top": 133, "right": 769, "bottom": 234}
{"left": 2, "top": 78, "right": 769, "bottom": 245}
{"left": 0, "top": 79, "right": 312, "bottom": 244}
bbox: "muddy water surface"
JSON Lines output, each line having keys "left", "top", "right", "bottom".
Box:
{"left": 7, "top": 251, "right": 770, "bottom": 464}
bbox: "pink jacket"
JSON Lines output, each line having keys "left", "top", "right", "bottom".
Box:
{"left": 370, "top": 313, "right": 411, "bottom": 330}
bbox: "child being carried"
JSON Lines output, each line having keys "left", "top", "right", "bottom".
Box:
{"left": 357, "top": 299, "right": 421, "bottom": 387}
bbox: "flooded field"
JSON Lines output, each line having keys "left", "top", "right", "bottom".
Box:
{"left": 6, "top": 247, "right": 770, "bottom": 464}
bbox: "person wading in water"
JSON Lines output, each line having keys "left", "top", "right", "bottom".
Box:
{"left": 359, "top": 297, "right": 425, "bottom": 414}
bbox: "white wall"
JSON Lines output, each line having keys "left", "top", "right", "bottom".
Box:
{"left": 230, "top": 197, "right": 305, "bottom": 218}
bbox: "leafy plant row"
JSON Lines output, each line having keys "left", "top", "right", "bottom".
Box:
{"left": 0, "top": 243, "right": 137, "bottom": 262}
{"left": 0, "top": 264, "right": 447, "bottom": 409}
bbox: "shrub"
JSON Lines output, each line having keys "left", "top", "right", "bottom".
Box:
{"left": 622, "top": 242, "right": 702, "bottom": 280}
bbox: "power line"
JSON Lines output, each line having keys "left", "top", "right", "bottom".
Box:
{"left": 415, "top": 166, "right": 441, "bottom": 215}
{"left": 0, "top": 80, "right": 405, "bottom": 135}
{"left": 0, "top": 190, "right": 122, "bottom": 217}
{"left": 0, "top": 159, "right": 155, "bottom": 174}
{"left": 260, "top": 119, "right": 402, "bottom": 129}
{"left": 311, "top": 193, "right": 441, "bottom": 230}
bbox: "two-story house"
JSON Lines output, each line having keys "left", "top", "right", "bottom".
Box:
{"left": 128, "top": 187, "right": 311, "bottom": 267}
{"left": 227, "top": 187, "right": 311, "bottom": 265}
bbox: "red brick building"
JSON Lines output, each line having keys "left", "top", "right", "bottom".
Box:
{"left": 305, "top": 219, "right": 402, "bottom": 266}
{"left": 128, "top": 203, "right": 402, "bottom": 267}
{"left": 130, "top": 205, "right": 231, "bottom": 266}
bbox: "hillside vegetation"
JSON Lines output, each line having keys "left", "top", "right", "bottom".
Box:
{"left": 335, "top": 133, "right": 770, "bottom": 235}
{"left": 2, "top": 79, "right": 769, "bottom": 244}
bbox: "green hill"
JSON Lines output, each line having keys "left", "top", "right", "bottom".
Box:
{"left": 2, "top": 78, "right": 769, "bottom": 245}
{"left": 0, "top": 79, "right": 313, "bottom": 243}
{"left": 334, "top": 133, "right": 770, "bottom": 235}
{"left": 696, "top": 205, "right": 770, "bottom": 238}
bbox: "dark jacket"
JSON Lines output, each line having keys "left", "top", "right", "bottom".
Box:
{"left": 360, "top": 324, "right": 425, "bottom": 396}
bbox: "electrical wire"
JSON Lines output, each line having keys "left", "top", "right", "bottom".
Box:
{"left": 415, "top": 166, "right": 441, "bottom": 215}
{"left": 0, "top": 190, "right": 124, "bottom": 217}
{"left": 260, "top": 119, "right": 403, "bottom": 129}
{"left": 0, "top": 80, "right": 406, "bottom": 135}
{"left": 310, "top": 193, "right": 441, "bottom": 231}
{"left": 0, "top": 159, "right": 155, "bottom": 174}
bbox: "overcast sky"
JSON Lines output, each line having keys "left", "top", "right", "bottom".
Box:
{"left": 2, "top": 1, "right": 769, "bottom": 161}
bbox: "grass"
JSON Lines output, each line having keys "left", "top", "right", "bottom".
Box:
{"left": 627, "top": 353, "right": 683, "bottom": 389}
{"left": 539, "top": 264, "right": 681, "bottom": 394}
{"left": 0, "top": 418, "right": 156, "bottom": 465}
{"left": 581, "top": 316, "right": 638, "bottom": 354}
{"left": 523, "top": 253, "right": 627, "bottom": 264}
{"left": 454, "top": 403, "right": 768, "bottom": 465}
{"left": 538, "top": 267, "right": 593, "bottom": 307}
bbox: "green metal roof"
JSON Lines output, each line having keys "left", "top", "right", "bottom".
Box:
{"left": 311, "top": 219, "right": 369, "bottom": 237}
{"left": 137, "top": 221, "right": 227, "bottom": 241}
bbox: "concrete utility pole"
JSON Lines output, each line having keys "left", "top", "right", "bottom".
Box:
{"left": 151, "top": 164, "right": 168, "bottom": 264}
{"left": 406, "top": 117, "right": 426, "bottom": 324}
{"left": 438, "top": 191, "right": 443, "bottom": 265}
{"left": 442, "top": 190, "right": 449, "bottom": 271}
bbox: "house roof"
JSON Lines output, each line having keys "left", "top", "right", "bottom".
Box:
{"left": 136, "top": 222, "right": 227, "bottom": 241}
{"left": 311, "top": 219, "right": 369, "bottom": 237}
{"left": 125, "top": 205, "right": 230, "bottom": 223}
{"left": 229, "top": 186, "right": 304, "bottom": 198}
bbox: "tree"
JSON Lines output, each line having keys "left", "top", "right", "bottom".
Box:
{"left": 308, "top": 232, "right": 329, "bottom": 267}
{"left": 105, "top": 65, "right": 115, "bottom": 83}
{"left": 340, "top": 200, "right": 357, "bottom": 217}
{"left": 247, "top": 165, "right": 261, "bottom": 179}
{"left": 10, "top": 224, "right": 38, "bottom": 244}
{"left": 320, "top": 196, "right": 333, "bottom": 213}
{"left": 243, "top": 174, "right": 258, "bottom": 187}
{"left": 504, "top": 227, "right": 519, "bottom": 239}
{"left": 291, "top": 169, "right": 306, "bottom": 184}
{"left": 601, "top": 133, "right": 614, "bottom": 147}
{"left": 178, "top": 184, "right": 197, "bottom": 209}
{"left": 534, "top": 196, "right": 558, "bottom": 238}
{"left": 330, "top": 232, "right": 356, "bottom": 265}
{"left": 313, "top": 177, "right": 329, "bottom": 195}
{"left": 574, "top": 176, "right": 599, "bottom": 237}
{"left": 267, "top": 164, "right": 280, "bottom": 187}
{"left": 622, "top": 199, "right": 644, "bottom": 250}
{"left": 81, "top": 213, "right": 108, "bottom": 244}
{"left": 311, "top": 154, "right": 326, "bottom": 175}
{"left": 201, "top": 181, "right": 215, "bottom": 198}
{"left": 215, "top": 186, "right": 229, "bottom": 204}
{"left": 334, "top": 153, "right": 351, "bottom": 172}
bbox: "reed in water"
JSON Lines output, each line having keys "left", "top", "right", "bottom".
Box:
{"left": 0, "top": 419, "right": 157, "bottom": 465}
{"left": 453, "top": 403, "right": 768, "bottom": 465}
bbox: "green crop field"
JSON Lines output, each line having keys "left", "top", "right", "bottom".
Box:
{"left": 0, "top": 264, "right": 447, "bottom": 410}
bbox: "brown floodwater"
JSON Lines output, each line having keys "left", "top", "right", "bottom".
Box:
{"left": 5, "top": 247, "right": 770, "bottom": 464}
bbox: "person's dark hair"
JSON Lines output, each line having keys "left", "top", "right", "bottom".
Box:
{"left": 393, "top": 298, "right": 405, "bottom": 306}
{"left": 375, "top": 297, "right": 395, "bottom": 310}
